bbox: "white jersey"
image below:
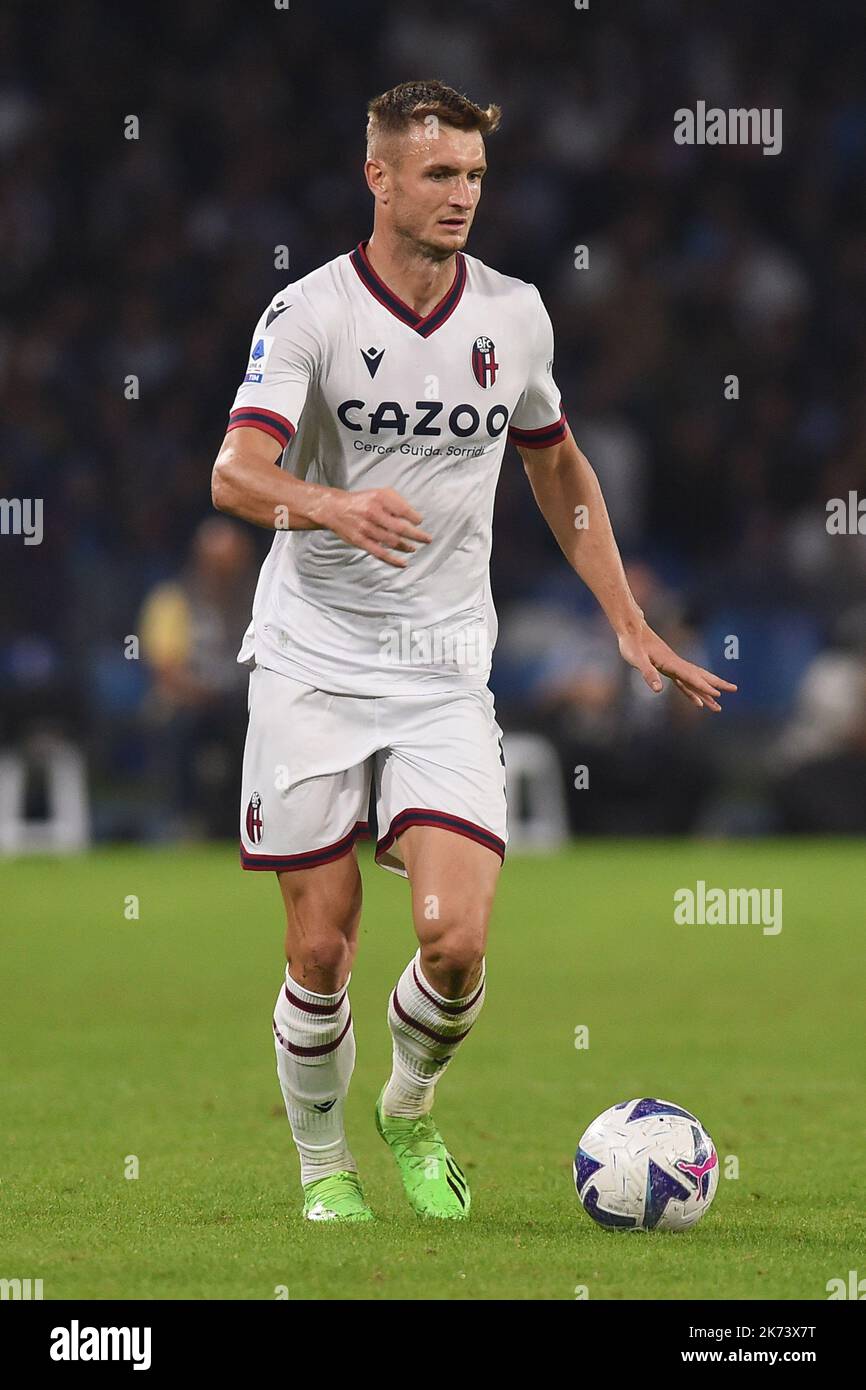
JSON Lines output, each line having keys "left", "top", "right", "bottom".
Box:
{"left": 227, "top": 240, "right": 567, "bottom": 695}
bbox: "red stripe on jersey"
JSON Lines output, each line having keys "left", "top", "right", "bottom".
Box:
{"left": 417, "top": 255, "right": 467, "bottom": 338}
{"left": 350, "top": 241, "right": 467, "bottom": 337}
{"left": 227, "top": 407, "right": 296, "bottom": 447}
{"left": 507, "top": 410, "right": 568, "bottom": 449}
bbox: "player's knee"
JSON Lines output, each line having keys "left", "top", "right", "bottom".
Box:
{"left": 287, "top": 912, "right": 358, "bottom": 989}
{"left": 420, "top": 922, "right": 486, "bottom": 996}
{"left": 292, "top": 931, "right": 355, "bottom": 982}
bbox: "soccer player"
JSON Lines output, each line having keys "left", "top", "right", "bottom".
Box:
{"left": 211, "top": 80, "right": 736, "bottom": 1223}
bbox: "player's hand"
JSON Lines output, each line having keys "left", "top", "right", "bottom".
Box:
{"left": 617, "top": 621, "right": 738, "bottom": 712}
{"left": 317, "top": 487, "right": 432, "bottom": 567}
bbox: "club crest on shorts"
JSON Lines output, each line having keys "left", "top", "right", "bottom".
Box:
{"left": 246, "top": 791, "right": 264, "bottom": 844}
{"left": 471, "top": 335, "right": 499, "bottom": 388}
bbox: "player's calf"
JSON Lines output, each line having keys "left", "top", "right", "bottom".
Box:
{"left": 382, "top": 946, "right": 486, "bottom": 1119}
{"left": 272, "top": 965, "right": 365, "bottom": 1212}
{"left": 375, "top": 947, "right": 483, "bottom": 1218}
{"left": 271, "top": 857, "right": 373, "bottom": 1218}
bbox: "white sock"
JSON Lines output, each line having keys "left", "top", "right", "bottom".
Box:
{"left": 382, "top": 949, "right": 486, "bottom": 1118}
{"left": 272, "top": 965, "right": 357, "bottom": 1186}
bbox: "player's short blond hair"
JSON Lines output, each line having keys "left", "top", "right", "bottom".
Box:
{"left": 366, "top": 79, "right": 501, "bottom": 160}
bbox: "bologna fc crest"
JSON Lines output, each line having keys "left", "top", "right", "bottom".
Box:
{"left": 471, "top": 336, "right": 499, "bottom": 388}
{"left": 246, "top": 791, "right": 264, "bottom": 845}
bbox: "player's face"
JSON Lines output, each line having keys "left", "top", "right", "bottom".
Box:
{"left": 386, "top": 124, "right": 486, "bottom": 258}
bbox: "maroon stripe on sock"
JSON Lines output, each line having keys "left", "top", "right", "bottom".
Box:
{"left": 272, "top": 1010, "right": 352, "bottom": 1058}
{"left": 391, "top": 986, "right": 472, "bottom": 1047}
{"left": 411, "top": 962, "right": 485, "bottom": 1015}
{"left": 284, "top": 983, "right": 347, "bottom": 1016}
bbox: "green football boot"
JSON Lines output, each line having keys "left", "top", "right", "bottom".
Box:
{"left": 301, "top": 1170, "right": 374, "bottom": 1223}
{"left": 374, "top": 1087, "right": 471, "bottom": 1219}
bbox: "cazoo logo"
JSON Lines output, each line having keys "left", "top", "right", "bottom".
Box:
{"left": 337, "top": 399, "right": 509, "bottom": 439}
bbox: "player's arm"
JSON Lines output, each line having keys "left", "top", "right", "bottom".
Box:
{"left": 211, "top": 422, "right": 428, "bottom": 564}
{"left": 212, "top": 295, "right": 431, "bottom": 567}
{"left": 212, "top": 425, "right": 332, "bottom": 530}
{"left": 519, "top": 429, "right": 736, "bottom": 711}
{"left": 211, "top": 429, "right": 430, "bottom": 567}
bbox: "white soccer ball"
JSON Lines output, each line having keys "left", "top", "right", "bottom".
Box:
{"left": 574, "top": 1097, "right": 719, "bottom": 1231}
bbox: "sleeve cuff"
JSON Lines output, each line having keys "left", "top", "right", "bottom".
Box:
{"left": 227, "top": 407, "right": 296, "bottom": 449}
{"left": 507, "top": 408, "right": 567, "bottom": 449}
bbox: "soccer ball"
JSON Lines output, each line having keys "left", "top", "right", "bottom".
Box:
{"left": 574, "top": 1097, "right": 719, "bottom": 1231}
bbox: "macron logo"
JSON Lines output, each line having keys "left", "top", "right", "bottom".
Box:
{"left": 266, "top": 300, "right": 293, "bottom": 327}
{"left": 361, "top": 346, "right": 385, "bottom": 378}
{"left": 50, "top": 1321, "right": 152, "bottom": 1371}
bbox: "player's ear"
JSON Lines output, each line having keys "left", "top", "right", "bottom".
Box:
{"left": 364, "top": 157, "right": 390, "bottom": 203}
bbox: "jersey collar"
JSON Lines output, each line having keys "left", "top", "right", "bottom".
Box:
{"left": 349, "top": 239, "right": 467, "bottom": 338}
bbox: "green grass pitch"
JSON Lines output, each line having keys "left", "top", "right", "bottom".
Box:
{"left": 1, "top": 840, "right": 863, "bottom": 1300}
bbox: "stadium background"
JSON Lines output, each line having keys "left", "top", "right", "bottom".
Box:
{"left": 3, "top": 0, "right": 866, "bottom": 1310}
{"left": 2, "top": 0, "right": 866, "bottom": 845}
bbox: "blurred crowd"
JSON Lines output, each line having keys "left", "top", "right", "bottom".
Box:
{"left": 2, "top": 0, "right": 865, "bottom": 839}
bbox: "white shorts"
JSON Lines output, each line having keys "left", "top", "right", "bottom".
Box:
{"left": 239, "top": 664, "right": 508, "bottom": 877}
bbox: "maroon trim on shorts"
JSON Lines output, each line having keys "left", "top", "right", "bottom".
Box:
{"left": 376, "top": 807, "right": 505, "bottom": 864}
{"left": 241, "top": 821, "right": 370, "bottom": 872}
